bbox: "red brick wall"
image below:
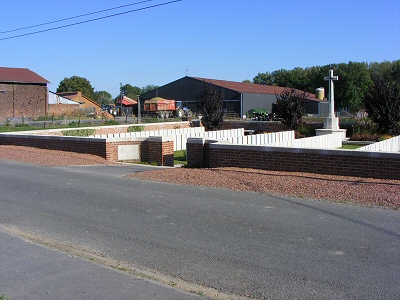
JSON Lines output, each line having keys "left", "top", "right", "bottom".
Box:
{"left": 142, "top": 137, "right": 174, "bottom": 166}
{"left": 0, "top": 134, "right": 106, "bottom": 157}
{"left": 0, "top": 133, "right": 175, "bottom": 166}
{"left": 0, "top": 83, "right": 47, "bottom": 121}
{"left": 48, "top": 104, "right": 80, "bottom": 117}
{"left": 186, "top": 139, "right": 205, "bottom": 167}
{"left": 106, "top": 140, "right": 142, "bottom": 162}
{"left": 187, "top": 139, "right": 400, "bottom": 179}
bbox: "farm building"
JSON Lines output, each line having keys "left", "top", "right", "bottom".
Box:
{"left": 48, "top": 91, "right": 80, "bottom": 117}
{"left": 56, "top": 91, "right": 101, "bottom": 117}
{"left": 139, "top": 76, "right": 326, "bottom": 118}
{"left": 0, "top": 67, "right": 49, "bottom": 122}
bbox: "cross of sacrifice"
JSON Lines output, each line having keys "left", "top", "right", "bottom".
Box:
{"left": 324, "top": 70, "right": 339, "bottom": 118}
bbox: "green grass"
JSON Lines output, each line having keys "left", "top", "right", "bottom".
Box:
{"left": 174, "top": 150, "right": 187, "bottom": 165}
{"left": 341, "top": 144, "right": 362, "bottom": 150}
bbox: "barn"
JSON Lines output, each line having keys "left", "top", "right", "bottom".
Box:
{"left": 139, "top": 76, "right": 325, "bottom": 118}
{"left": 0, "top": 67, "right": 49, "bottom": 122}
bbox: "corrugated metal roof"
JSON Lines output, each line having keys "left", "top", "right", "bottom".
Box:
{"left": 0, "top": 67, "right": 50, "bottom": 84}
{"left": 121, "top": 96, "right": 138, "bottom": 106}
{"left": 191, "top": 77, "right": 321, "bottom": 101}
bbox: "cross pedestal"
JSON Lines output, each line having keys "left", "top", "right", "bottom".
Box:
{"left": 316, "top": 69, "right": 347, "bottom": 140}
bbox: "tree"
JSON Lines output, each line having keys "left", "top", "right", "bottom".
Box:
{"left": 242, "top": 79, "right": 253, "bottom": 84}
{"left": 57, "top": 76, "right": 95, "bottom": 100}
{"left": 93, "top": 91, "right": 113, "bottom": 105}
{"left": 363, "top": 74, "right": 400, "bottom": 135}
{"left": 253, "top": 71, "right": 274, "bottom": 85}
{"left": 121, "top": 84, "right": 141, "bottom": 100}
{"left": 334, "top": 62, "right": 372, "bottom": 112}
{"left": 196, "top": 81, "right": 224, "bottom": 131}
{"left": 141, "top": 85, "right": 159, "bottom": 94}
{"left": 275, "top": 87, "right": 309, "bottom": 129}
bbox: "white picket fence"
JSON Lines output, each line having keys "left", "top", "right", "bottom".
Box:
{"left": 94, "top": 127, "right": 246, "bottom": 151}
{"left": 356, "top": 135, "right": 400, "bottom": 152}
{"left": 270, "top": 132, "right": 343, "bottom": 149}
{"left": 228, "top": 131, "right": 295, "bottom": 145}
{"left": 93, "top": 127, "right": 205, "bottom": 139}
{"left": 94, "top": 127, "right": 344, "bottom": 151}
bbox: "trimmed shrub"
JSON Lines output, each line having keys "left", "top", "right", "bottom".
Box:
{"left": 62, "top": 129, "right": 95, "bottom": 137}
{"left": 128, "top": 125, "right": 145, "bottom": 132}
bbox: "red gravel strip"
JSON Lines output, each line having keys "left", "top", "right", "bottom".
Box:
{"left": 128, "top": 167, "right": 400, "bottom": 209}
{"left": 0, "top": 145, "right": 110, "bottom": 166}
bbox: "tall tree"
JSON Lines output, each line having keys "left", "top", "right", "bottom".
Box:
{"left": 334, "top": 62, "right": 372, "bottom": 112}
{"left": 121, "top": 84, "right": 141, "bottom": 100}
{"left": 57, "top": 76, "right": 95, "bottom": 100}
{"left": 363, "top": 74, "right": 400, "bottom": 135}
{"left": 275, "top": 87, "right": 309, "bottom": 129}
{"left": 93, "top": 91, "right": 113, "bottom": 105}
{"left": 196, "top": 82, "right": 224, "bottom": 131}
{"left": 141, "top": 85, "right": 159, "bottom": 94}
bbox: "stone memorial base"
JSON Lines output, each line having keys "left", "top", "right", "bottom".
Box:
{"left": 316, "top": 116, "right": 347, "bottom": 140}
{"left": 316, "top": 128, "right": 347, "bottom": 140}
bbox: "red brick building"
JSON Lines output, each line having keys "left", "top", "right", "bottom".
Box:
{"left": 0, "top": 67, "right": 50, "bottom": 122}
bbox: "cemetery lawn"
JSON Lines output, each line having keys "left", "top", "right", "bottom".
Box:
{"left": 174, "top": 150, "right": 187, "bottom": 165}
{"left": 341, "top": 144, "right": 362, "bottom": 150}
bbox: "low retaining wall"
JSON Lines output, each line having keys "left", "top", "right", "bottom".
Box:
{"left": 187, "top": 138, "right": 400, "bottom": 179}
{"left": 0, "top": 133, "right": 174, "bottom": 167}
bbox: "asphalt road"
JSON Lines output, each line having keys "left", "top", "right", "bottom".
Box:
{"left": 0, "top": 160, "right": 399, "bottom": 299}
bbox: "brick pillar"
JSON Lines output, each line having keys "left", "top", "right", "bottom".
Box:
{"left": 146, "top": 136, "right": 174, "bottom": 167}
{"left": 187, "top": 138, "right": 205, "bottom": 167}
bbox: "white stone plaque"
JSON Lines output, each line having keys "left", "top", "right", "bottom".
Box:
{"left": 118, "top": 145, "right": 139, "bottom": 161}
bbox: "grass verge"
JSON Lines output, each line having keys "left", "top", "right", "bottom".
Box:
{"left": 174, "top": 150, "right": 187, "bottom": 165}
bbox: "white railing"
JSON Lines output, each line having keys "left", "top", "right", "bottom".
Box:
{"left": 356, "top": 135, "right": 400, "bottom": 152}
{"left": 271, "top": 132, "right": 343, "bottom": 149}
{"left": 94, "top": 127, "right": 343, "bottom": 151}
{"left": 229, "top": 131, "right": 295, "bottom": 145}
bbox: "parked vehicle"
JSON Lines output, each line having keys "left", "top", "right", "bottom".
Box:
{"left": 247, "top": 108, "right": 269, "bottom": 121}
{"left": 143, "top": 97, "right": 192, "bottom": 118}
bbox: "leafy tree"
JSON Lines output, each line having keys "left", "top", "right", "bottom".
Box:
{"left": 57, "top": 76, "right": 95, "bottom": 100}
{"left": 334, "top": 62, "right": 372, "bottom": 112}
{"left": 369, "top": 60, "right": 400, "bottom": 82}
{"left": 253, "top": 71, "right": 274, "bottom": 85}
{"left": 121, "top": 84, "right": 141, "bottom": 100}
{"left": 196, "top": 81, "right": 224, "bottom": 131}
{"left": 363, "top": 74, "right": 400, "bottom": 135}
{"left": 141, "top": 85, "right": 159, "bottom": 94}
{"left": 93, "top": 91, "right": 113, "bottom": 105}
{"left": 275, "top": 87, "right": 309, "bottom": 129}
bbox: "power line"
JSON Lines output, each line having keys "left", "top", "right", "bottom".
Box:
{"left": 0, "top": 0, "right": 181, "bottom": 41}
{"left": 0, "top": 0, "right": 153, "bottom": 35}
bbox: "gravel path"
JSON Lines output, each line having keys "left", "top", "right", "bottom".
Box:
{"left": 1, "top": 145, "right": 399, "bottom": 209}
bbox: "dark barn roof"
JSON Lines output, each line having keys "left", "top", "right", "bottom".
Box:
{"left": 192, "top": 77, "right": 320, "bottom": 101}
{"left": 140, "top": 76, "right": 321, "bottom": 101}
{"left": 0, "top": 67, "right": 50, "bottom": 84}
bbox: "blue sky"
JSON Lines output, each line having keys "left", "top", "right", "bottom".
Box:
{"left": 1, "top": 0, "right": 399, "bottom": 98}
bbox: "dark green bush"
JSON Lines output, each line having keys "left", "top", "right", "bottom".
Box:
{"left": 62, "top": 129, "right": 95, "bottom": 137}
{"left": 128, "top": 125, "right": 145, "bottom": 132}
{"left": 103, "top": 120, "right": 119, "bottom": 126}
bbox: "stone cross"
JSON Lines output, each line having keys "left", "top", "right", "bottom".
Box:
{"left": 324, "top": 70, "right": 339, "bottom": 118}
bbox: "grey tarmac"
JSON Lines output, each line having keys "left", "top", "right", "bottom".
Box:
{"left": 0, "top": 160, "right": 399, "bottom": 299}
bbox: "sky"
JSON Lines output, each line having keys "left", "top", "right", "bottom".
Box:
{"left": 1, "top": 0, "right": 399, "bottom": 98}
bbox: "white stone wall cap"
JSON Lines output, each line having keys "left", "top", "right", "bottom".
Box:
{"left": 147, "top": 135, "right": 174, "bottom": 142}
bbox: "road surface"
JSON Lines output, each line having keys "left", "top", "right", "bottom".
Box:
{"left": 0, "top": 160, "right": 399, "bottom": 299}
